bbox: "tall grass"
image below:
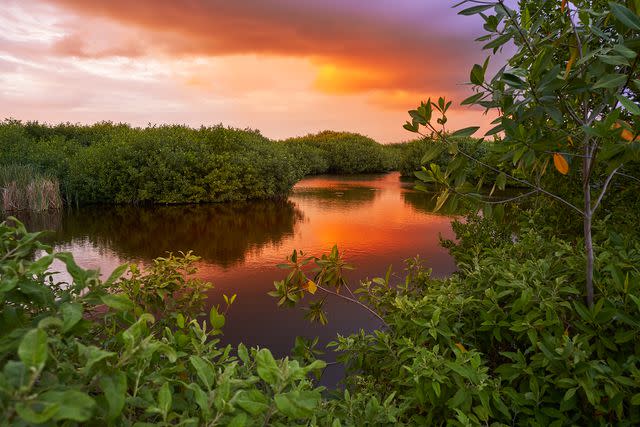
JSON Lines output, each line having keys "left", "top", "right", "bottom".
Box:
{"left": 0, "top": 164, "right": 62, "bottom": 212}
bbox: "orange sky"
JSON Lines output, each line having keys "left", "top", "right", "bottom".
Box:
{"left": 0, "top": 0, "right": 496, "bottom": 142}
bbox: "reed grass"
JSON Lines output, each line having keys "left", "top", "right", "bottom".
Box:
{"left": 0, "top": 164, "right": 62, "bottom": 212}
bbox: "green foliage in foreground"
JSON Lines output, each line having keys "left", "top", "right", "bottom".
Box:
{"left": 396, "top": 137, "right": 491, "bottom": 179}
{"left": 0, "top": 220, "right": 326, "bottom": 426}
{"left": 271, "top": 204, "right": 640, "bottom": 425}
{"left": 0, "top": 122, "right": 401, "bottom": 206}
{"left": 2, "top": 200, "right": 640, "bottom": 424}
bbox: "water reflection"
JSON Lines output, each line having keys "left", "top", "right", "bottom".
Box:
{"left": 19, "top": 201, "right": 303, "bottom": 268}
{"left": 7, "top": 172, "right": 459, "bottom": 385}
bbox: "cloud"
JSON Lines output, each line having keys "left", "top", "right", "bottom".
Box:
{"left": 1, "top": 0, "right": 494, "bottom": 142}
{"left": 42, "top": 0, "right": 485, "bottom": 98}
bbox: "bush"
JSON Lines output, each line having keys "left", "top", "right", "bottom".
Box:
{"left": 338, "top": 217, "right": 640, "bottom": 424}
{"left": 270, "top": 209, "right": 640, "bottom": 425}
{"left": 397, "top": 137, "right": 490, "bottom": 179}
{"left": 281, "top": 131, "right": 394, "bottom": 174}
{"left": 0, "top": 219, "right": 326, "bottom": 425}
{"left": 0, "top": 121, "right": 305, "bottom": 205}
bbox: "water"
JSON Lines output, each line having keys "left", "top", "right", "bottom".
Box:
{"left": 12, "top": 172, "right": 458, "bottom": 385}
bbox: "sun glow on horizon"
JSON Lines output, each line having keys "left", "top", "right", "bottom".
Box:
{"left": 1, "top": 0, "right": 492, "bottom": 142}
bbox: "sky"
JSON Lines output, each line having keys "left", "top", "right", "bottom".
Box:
{"left": 0, "top": 0, "right": 496, "bottom": 142}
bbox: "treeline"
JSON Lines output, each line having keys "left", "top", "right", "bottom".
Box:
{"left": 0, "top": 121, "right": 406, "bottom": 206}
{"left": 279, "top": 130, "right": 402, "bottom": 175}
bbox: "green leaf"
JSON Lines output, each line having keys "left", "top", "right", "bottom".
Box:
{"left": 421, "top": 145, "right": 446, "bottom": 164}
{"left": 189, "top": 355, "right": 215, "bottom": 390}
{"left": 485, "top": 124, "right": 504, "bottom": 136}
{"left": 617, "top": 95, "right": 640, "bottom": 115}
{"left": 609, "top": 2, "right": 640, "bottom": 30}
{"left": 451, "top": 127, "right": 480, "bottom": 138}
{"left": 100, "top": 372, "right": 127, "bottom": 420}
{"left": 61, "top": 302, "right": 83, "bottom": 333}
{"left": 461, "top": 92, "right": 484, "bottom": 105}
{"left": 237, "top": 343, "right": 249, "bottom": 364}
{"left": 631, "top": 393, "right": 640, "bottom": 405}
{"left": 459, "top": 4, "right": 493, "bottom": 15}
{"left": 502, "top": 73, "right": 526, "bottom": 89}
{"left": 55, "top": 252, "right": 90, "bottom": 285}
{"left": 256, "top": 348, "right": 280, "bottom": 384}
{"left": 101, "top": 294, "right": 134, "bottom": 312}
{"left": 564, "top": 387, "right": 578, "bottom": 401}
{"left": 483, "top": 34, "right": 511, "bottom": 51}
{"left": 236, "top": 389, "right": 269, "bottom": 415}
{"left": 496, "top": 172, "right": 507, "bottom": 190}
{"left": 274, "top": 390, "right": 321, "bottom": 418}
{"left": 41, "top": 390, "right": 96, "bottom": 422}
{"left": 613, "top": 43, "right": 637, "bottom": 59}
{"left": 470, "top": 64, "right": 485, "bottom": 85}
{"left": 104, "top": 263, "right": 129, "bottom": 287}
{"left": 78, "top": 343, "right": 116, "bottom": 374}
{"left": 15, "top": 401, "right": 60, "bottom": 424}
{"left": 158, "top": 382, "right": 172, "bottom": 419}
{"left": 18, "top": 328, "right": 48, "bottom": 368}
{"left": 435, "top": 190, "right": 450, "bottom": 212}
{"left": 187, "top": 383, "right": 211, "bottom": 417}
{"left": 403, "top": 121, "right": 419, "bottom": 133}
{"left": 599, "top": 55, "right": 630, "bottom": 66}
{"left": 209, "top": 306, "right": 225, "bottom": 330}
{"left": 593, "top": 74, "right": 627, "bottom": 89}
{"left": 228, "top": 412, "right": 248, "bottom": 427}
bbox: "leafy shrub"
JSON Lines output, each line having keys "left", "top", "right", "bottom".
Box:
{"left": 397, "top": 137, "right": 490, "bottom": 179}
{"left": 0, "top": 121, "right": 306, "bottom": 205}
{"left": 281, "top": 131, "right": 394, "bottom": 174}
{"left": 0, "top": 219, "right": 326, "bottom": 425}
{"left": 272, "top": 210, "right": 640, "bottom": 425}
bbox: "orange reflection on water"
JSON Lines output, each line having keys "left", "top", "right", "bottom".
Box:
{"left": 20, "top": 172, "right": 458, "bottom": 384}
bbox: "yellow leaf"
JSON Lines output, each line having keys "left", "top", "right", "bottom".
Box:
{"left": 307, "top": 280, "right": 317, "bottom": 295}
{"left": 565, "top": 47, "right": 578, "bottom": 79}
{"left": 561, "top": 0, "right": 567, "bottom": 12}
{"left": 567, "top": 136, "right": 574, "bottom": 146}
{"left": 613, "top": 121, "right": 636, "bottom": 141}
{"left": 553, "top": 153, "right": 569, "bottom": 175}
{"left": 455, "top": 342, "right": 467, "bottom": 353}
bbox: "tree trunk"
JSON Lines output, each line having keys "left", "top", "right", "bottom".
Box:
{"left": 583, "top": 139, "right": 594, "bottom": 309}
{"left": 584, "top": 191, "right": 594, "bottom": 308}
{"left": 584, "top": 213, "right": 594, "bottom": 308}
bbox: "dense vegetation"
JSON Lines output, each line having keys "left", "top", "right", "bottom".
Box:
{"left": 1, "top": 0, "right": 639, "bottom": 424}
{"left": 279, "top": 131, "right": 400, "bottom": 175}
{"left": 0, "top": 165, "right": 62, "bottom": 212}
{"left": 0, "top": 122, "right": 399, "bottom": 207}
{"left": 2, "top": 189, "right": 640, "bottom": 425}
{"left": 396, "top": 137, "right": 490, "bottom": 179}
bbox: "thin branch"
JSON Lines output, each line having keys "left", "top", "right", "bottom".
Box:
{"left": 569, "top": 9, "right": 583, "bottom": 60}
{"left": 343, "top": 282, "right": 357, "bottom": 300}
{"left": 497, "top": 0, "right": 536, "bottom": 56}
{"left": 542, "top": 150, "right": 591, "bottom": 158}
{"left": 615, "top": 171, "right": 640, "bottom": 184}
{"left": 315, "top": 284, "right": 388, "bottom": 328}
{"left": 483, "top": 190, "right": 540, "bottom": 204}
{"left": 591, "top": 166, "right": 620, "bottom": 214}
{"left": 444, "top": 186, "right": 539, "bottom": 206}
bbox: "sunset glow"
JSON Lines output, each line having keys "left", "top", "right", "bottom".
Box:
{"left": 1, "top": 0, "right": 493, "bottom": 141}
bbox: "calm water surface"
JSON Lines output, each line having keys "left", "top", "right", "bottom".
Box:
{"left": 15, "top": 172, "right": 457, "bottom": 384}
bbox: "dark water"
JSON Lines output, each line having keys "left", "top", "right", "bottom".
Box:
{"left": 12, "top": 172, "right": 458, "bottom": 385}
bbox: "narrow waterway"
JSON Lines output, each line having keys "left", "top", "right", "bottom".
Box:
{"left": 13, "top": 172, "right": 459, "bottom": 385}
